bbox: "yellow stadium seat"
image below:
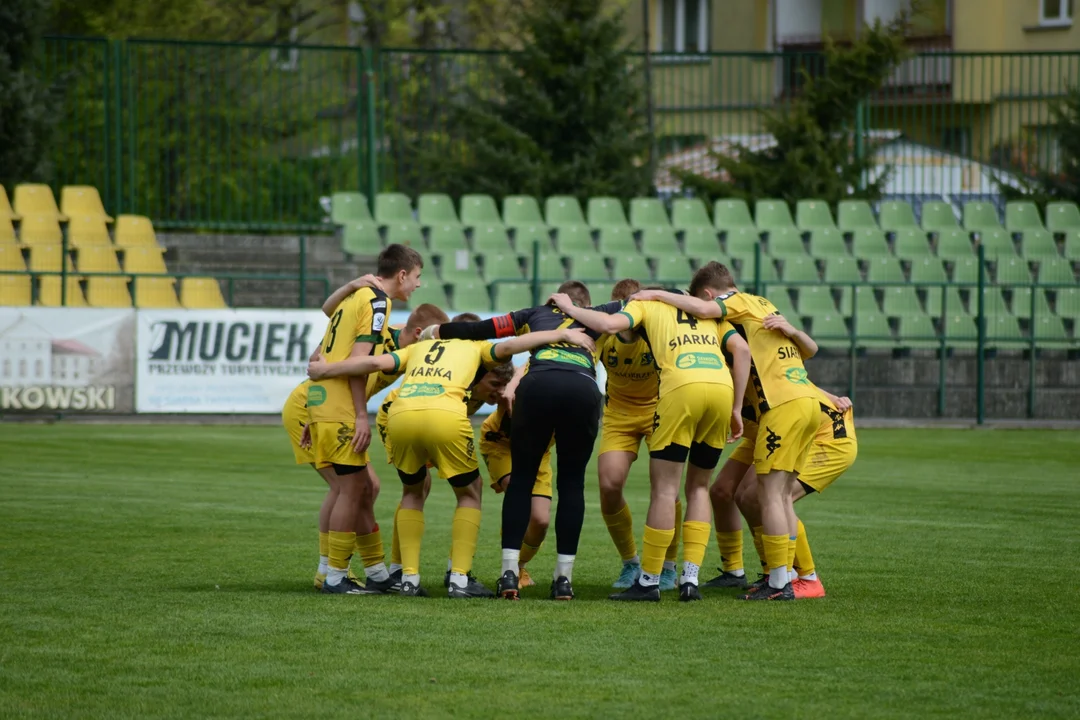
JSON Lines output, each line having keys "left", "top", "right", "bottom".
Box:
{"left": 180, "top": 277, "right": 227, "bottom": 308}
{"left": 14, "top": 184, "right": 66, "bottom": 221}
{"left": 60, "top": 186, "right": 112, "bottom": 222}
{"left": 18, "top": 215, "right": 62, "bottom": 245}
{"left": 0, "top": 276, "right": 32, "bottom": 306}
{"left": 123, "top": 246, "right": 168, "bottom": 274}
{"left": 0, "top": 185, "right": 19, "bottom": 221}
{"left": 0, "top": 244, "right": 26, "bottom": 271}
{"left": 86, "top": 277, "right": 131, "bottom": 307}
{"left": 133, "top": 277, "right": 181, "bottom": 308}
{"left": 28, "top": 245, "right": 70, "bottom": 273}
{"left": 67, "top": 216, "right": 111, "bottom": 248}
{"left": 0, "top": 218, "right": 16, "bottom": 244}
{"left": 38, "top": 276, "right": 88, "bottom": 307}
{"left": 115, "top": 215, "right": 158, "bottom": 247}
{"left": 77, "top": 246, "right": 122, "bottom": 273}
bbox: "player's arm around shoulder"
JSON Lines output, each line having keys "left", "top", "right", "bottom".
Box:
{"left": 307, "top": 344, "right": 398, "bottom": 380}
{"left": 631, "top": 289, "right": 725, "bottom": 319}
{"left": 492, "top": 327, "right": 596, "bottom": 360}
{"left": 721, "top": 324, "right": 751, "bottom": 441}
{"left": 549, "top": 293, "right": 632, "bottom": 334}
{"left": 762, "top": 313, "right": 818, "bottom": 359}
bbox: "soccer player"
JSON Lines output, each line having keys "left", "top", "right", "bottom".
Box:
{"left": 632, "top": 261, "right": 822, "bottom": 601}
{"left": 308, "top": 325, "right": 595, "bottom": 597}
{"left": 306, "top": 244, "right": 423, "bottom": 595}
{"left": 549, "top": 290, "right": 750, "bottom": 602}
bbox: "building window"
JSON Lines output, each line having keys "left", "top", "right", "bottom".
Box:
{"left": 2, "top": 359, "right": 9, "bottom": 377}
{"left": 34, "top": 359, "right": 43, "bottom": 379}
{"left": 1040, "top": 0, "right": 1074, "bottom": 25}
{"left": 658, "top": 0, "right": 710, "bottom": 53}
{"left": 18, "top": 359, "right": 26, "bottom": 378}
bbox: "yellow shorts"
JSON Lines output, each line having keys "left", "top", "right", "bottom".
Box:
{"left": 481, "top": 443, "right": 554, "bottom": 498}
{"left": 728, "top": 421, "right": 757, "bottom": 466}
{"left": 599, "top": 406, "right": 654, "bottom": 457}
{"left": 388, "top": 409, "right": 478, "bottom": 482}
{"left": 310, "top": 421, "right": 369, "bottom": 470}
{"left": 648, "top": 382, "right": 733, "bottom": 465}
{"left": 282, "top": 385, "right": 315, "bottom": 466}
{"left": 798, "top": 437, "right": 858, "bottom": 493}
{"left": 755, "top": 397, "right": 819, "bottom": 475}
{"left": 375, "top": 398, "right": 393, "bottom": 464}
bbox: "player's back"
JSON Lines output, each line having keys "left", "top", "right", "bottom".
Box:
{"left": 389, "top": 338, "right": 496, "bottom": 416}
{"left": 596, "top": 333, "right": 658, "bottom": 411}
{"left": 507, "top": 302, "right": 619, "bottom": 375}
{"left": 620, "top": 299, "right": 733, "bottom": 394}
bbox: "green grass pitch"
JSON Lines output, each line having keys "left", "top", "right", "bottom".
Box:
{"left": 1, "top": 424, "right": 1078, "bottom": 718}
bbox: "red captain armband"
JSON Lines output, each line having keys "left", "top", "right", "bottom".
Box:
{"left": 492, "top": 314, "right": 516, "bottom": 338}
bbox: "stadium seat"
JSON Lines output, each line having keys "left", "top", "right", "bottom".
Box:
{"left": 18, "top": 215, "right": 62, "bottom": 246}
{"left": 1057, "top": 287, "right": 1080, "bottom": 317}
{"left": 976, "top": 287, "right": 1010, "bottom": 316}
{"left": 850, "top": 228, "right": 891, "bottom": 257}
{"left": 1005, "top": 201, "right": 1043, "bottom": 232}
{"left": 77, "top": 246, "right": 121, "bottom": 274}
{"left": 180, "top": 277, "right": 227, "bottom": 308}
{"left": 640, "top": 226, "right": 680, "bottom": 256}
{"left": 504, "top": 196, "right": 545, "bottom": 226}
{"left": 797, "top": 285, "right": 837, "bottom": 315}
{"left": 611, "top": 255, "right": 652, "bottom": 281}
{"left": 909, "top": 257, "right": 948, "bottom": 284}
{"left": 921, "top": 201, "right": 960, "bottom": 230}
{"left": 86, "top": 277, "right": 131, "bottom": 308}
{"left": 123, "top": 247, "right": 168, "bottom": 274}
{"left": 689, "top": 253, "right": 732, "bottom": 272}
{"left": 450, "top": 281, "right": 491, "bottom": 311}
{"left": 936, "top": 229, "right": 974, "bottom": 258}
{"left": 962, "top": 201, "right": 1001, "bottom": 231}
{"left": 881, "top": 286, "right": 922, "bottom": 316}
{"left": 780, "top": 256, "right": 819, "bottom": 283}
{"left": 1037, "top": 259, "right": 1076, "bottom": 285}
{"left": 545, "top": 196, "right": 586, "bottom": 228}
{"left": 822, "top": 257, "right": 863, "bottom": 284}
{"left": 951, "top": 257, "right": 981, "bottom": 284}
{"left": 341, "top": 221, "right": 382, "bottom": 256}
{"left": 1021, "top": 229, "right": 1060, "bottom": 259}
{"left": 978, "top": 229, "right": 1018, "bottom": 257}
{"left": 897, "top": 313, "right": 940, "bottom": 348}
{"left": 374, "top": 192, "right": 413, "bottom": 224}
{"left": 924, "top": 287, "right": 968, "bottom": 316}
{"left": 837, "top": 285, "right": 881, "bottom": 316}
{"left": 1031, "top": 316, "right": 1073, "bottom": 348}
{"left": 589, "top": 283, "right": 616, "bottom": 302}
{"left": 671, "top": 198, "right": 711, "bottom": 228}
{"left": 1045, "top": 201, "right": 1080, "bottom": 232}
{"left": 383, "top": 221, "right": 424, "bottom": 247}
{"left": 995, "top": 258, "right": 1033, "bottom": 286}
{"left": 38, "top": 276, "right": 87, "bottom": 307}
{"left": 587, "top": 197, "right": 628, "bottom": 227}
{"left": 796, "top": 200, "right": 836, "bottom": 229}
{"left": 763, "top": 285, "right": 799, "bottom": 319}
{"left": 866, "top": 257, "right": 905, "bottom": 283}
{"left": 808, "top": 228, "right": 847, "bottom": 257}
{"left": 767, "top": 227, "right": 806, "bottom": 257}
{"left": 1064, "top": 230, "right": 1080, "bottom": 260}
{"left": 483, "top": 253, "right": 523, "bottom": 282}
{"left": 754, "top": 200, "right": 795, "bottom": 230}
{"left": 852, "top": 312, "right": 895, "bottom": 348}
{"left": 629, "top": 198, "right": 670, "bottom": 228}
{"left": 943, "top": 314, "right": 978, "bottom": 346}
{"left": 985, "top": 315, "right": 1026, "bottom": 348}
{"left": 418, "top": 193, "right": 460, "bottom": 227}
{"left": 808, "top": 313, "right": 849, "bottom": 347}
{"left": 732, "top": 255, "right": 779, "bottom": 284}
{"left": 682, "top": 227, "right": 720, "bottom": 257}
{"left": 460, "top": 194, "right": 501, "bottom": 227}
{"left": 838, "top": 200, "right": 878, "bottom": 230}
{"left": 0, "top": 184, "right": 18, "bottom": 221}
{"left": 714, "top": 199, "right": 755, "bottom": 229}
{"left": 878, "top": 200, "right": 918, "bottom": 230}
{"left": 133, "top": 278, "right": 181, "bottom": 308}
{"left": 892, "top": 229, "right": 933, "bottom": 258}
{"left": 438, "top": 251, "right": 481, "bottom": 283}
{"left": 114, "top": 215, "right": 158, "bottom": 248}
{"left": 1010, "top": 288, "right": 1053, "bottom": 318}
{"left": 0, "top": 276, "right": 32, "bottom": 306}
{"left": 14, "top": 184, "right": 66, "bottom": 221}
{"left": 529, "top": 254, "right": 567, "bottom": 282}
{"left": 67, "top": 216, "right": 112, "bottom": 248}
{"left": 555, "top": 225, "right": 595, "bottom": 254}
{"left": 0, "top": 244, "right": 26, "bottom": 271}
{"left": 512, "top": 224, "right": 554, "bottom": 253}
{"left": 406, "top": 282, "right": 449, "bottom": 309}
{"left": 28, "top": 244, "right": 68, "bottom": 273}
{"left": 653, "top": 256, "right": 691, "bottom": 284}
{"left": 471, "top": 223, "right": 513, "bottom": 253}
{"left": 61, "top": 186, "right": 112, "bottom": 222}
{"left": 572, "top": 254, "right": 609, "bottom": 281}
{"left": 330, "top": 192, "right": 371, "bottom": 225}
{"left": 492, "top": 282, "right": 533, "bottom": 310}
{"left": 0, "top": 218, "right": 14, "bottom": 244}
{"left": 725, "top": 227, "right": 763, "bottom": 256}
{"left": 596, "top": 226, "right": 636, "bottom": 255}
{"left": 427, "top": 224, "right": 468, "bottom": 255}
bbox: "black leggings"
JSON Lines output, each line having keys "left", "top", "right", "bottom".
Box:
{"left": 503, "top": 370, "right": 602, "bottom": 555}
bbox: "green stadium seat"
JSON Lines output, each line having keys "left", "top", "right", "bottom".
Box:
{"left": 881, "top": 286, "right": 922, "bottom": 317}
{"left": 838, "top": 200, "right": 879, "bottom": 230}
{"left": 450, "top": 281, "right": 491, "bottom": 312}
{"left": 585, "top": 283, "right": 614, "bottom": 302}
{"left": 427, "top": 224, "right": 468, "bottom": 255}
{"left": 879, "top": 200, "right": 918, "bottom": 230}
{"left": 892, "top": 229, "right": 933, "bottom": 258}
{"left": 1005, "top": 201, "right": 1043, "bottom": 232}
{"left": 629, "top": 198, "right": 671, "bottom": 228}
{"left": 951, "top": 256, "right": 981, "bottom": 284}
{"left": 985, "top": 315, "right": 1026, "bottom": 348}
{"left": 851, "top": 229, "right": 891, "bottom": 257}
{"left": 921, "top": 201, "right": 959, "bottom": 231}
{"left": 823, "top": 257, "right": 863, "bottom": 284}
{"left": 688, "top": 253, "right": 731, "bottom": 272}
{"left": 341, "top": 221, "right": 382, "bottom": 256}
{"left": 1045, "top": 201, "right": 1080, "bottom": 232}
{"left": 836, "top": 285, "right": 881, "bottom": 316}
{"left": 504, "top": 196, "right": 545, "bottom": 226}
{"left": 572, "top": 255, "right": 610, "bottom": 281}
{"left": 994, "top": 257, "right": 1033, "bottom": 286}
{"left": 962, "top": 201, "right": 1001, "bottom": 230}
{"left": 1031, "top": 316, "right": 1073, "bottom": 348}
{"left": 1064, "top": 230, "right": 1080, "bottom": 259}
{"left": 654, "top": 256, "right": 692, "bottom": 284}
{"left": 1057, "top": 287, "right": 1080, "bottom": 317}
{"left": 796, "top": 199, "right": 837, "bottom": 229}
{"left": 925, "top": 287, "right": 968, "bottom": 316}
{"left": 460, "top": 194, "right": 501, "bottom": 226}
{"left": 808, "top": 313, "right": 850, "bottom": 348}
{"left": 384, "top": 221, "right": 424, "bottom": 247}
{"left": 976, "top": 287, "right": 1010, "bottom": 316}
{"left": 587, "top": 197, "right": 628, "bottom": 227}
{"left": 1010, "top": 287, "right": 1053, "bottom": 318}
{"left": 331, "top": 192, "right": 371, "bottom": 224}
{"left": 545, "top": 196, "right": 586, "bottom": 228}
{"left": 556, "top": 225, "right": 596, "bottom": 254}
{"left": 763, "top": 285, "right": 798, "bottom": 319}
{"left": 754, "top": 199, "right": 795, "bottom": 230}
{"left": 492, "top": 282, "right": 534, "bottom": 310}
{"left": 978, "top": 229, "right": 1018, "bottom": 257}
{"left": 725, "top": 227, "right": 763, "bottom": 256}
{"left": 484, "top": 253, "right": 523, "bottom": 282}
{"left": 808, "top": 228, "right": 847, "bottom": 257}
{"left": 439, "top": 252, "right": 481, "bottom": 283}
{"left": 909, "top": 257, "right": 948, "bottom": 284}
{"left": 797, "top": 285, "right": 837, "bottom": 315}
{"left": 596, "top": 226, "right": 636, "bottom": 255}
{"left": 767, "top": 227, "right": 806, "bottom": 257}
{"left": 512, "top": 224, "right": 554, "bottom": 253}
{"left": 682, "top": 227, "right": 720, "bottom": 257}
{"left": 714, "top": 199, "right": 755, "bottom": 229}
{"left": 640, "top": 226, "right": 680, "bottom": 256}
{"left": 780, "top": 256, "right": 819, "bottom": 283}
{"left": 897, "top": 313, "right": 940, "bottom": 348}
{"left": 936, "top": 229, "right": 974, "bottom": 258}
{"left": 672, "top": 198, "right": 711, "bottom": 229}
{"left": 732, "top": 255, "right": 779, "bottom": 284}
{"left": 472, "top": 223, "right": 513, "bottom": 253}
{"left": 405, "top": 282, "right": 448, "bottom": 309}
{"left": 538, "top": 283, "right": 562, "bottom": 300}
{"left": 1021, "top": 229, "right": 1059, "bottom": 259}
{"left": 1037, "top": 258, "right": 1076, "bottom": 285}
{"left": 374, "top": 192, "right": 413, "bottom": 224}
{"left": 418, "top": 193, "right": 460, "bottom": 226}
{"left": 866, "top": 257, "right": 905, "bottom": 283}
{"left": 0, "top": 244, "right": 26, "bottom": 271}
{"left": 944, "top": 314, "right": 978, "bottom": 347}
{"left": 611, "top": 255, "right": 652, "bottom": 281}
{"left": 529, "top": 254, "right": 567, "bottom": 282}
{"left": 852, "top": 312, "right": 895, "bottom": 348}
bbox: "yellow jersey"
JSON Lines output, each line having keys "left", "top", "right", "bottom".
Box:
{"left": 814, "top": 386, "right": 856, "bottom": 445}
{"left": 714, "top": 290, "right": 818, "bottom": 411}
{"left": 307, "top": 287, "right": 392, "bottom": 423}
{"left": 386, "top": 339, "right": 504, "bottom": 416}
{"left": 366, "top": 325, "right": 406, "bottom": 397}
{"left": 617, "top": 300, "right": 735, "bottom": 395}
{"left": 596, "top": 332, "right": 658, "bottom": 413}
{"left": 480, "top": 404, "right": 511, "bottom": 450}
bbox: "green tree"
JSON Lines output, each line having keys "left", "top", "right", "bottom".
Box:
{"left": 994, "top": 86, "right": 1080, "bottom": 205}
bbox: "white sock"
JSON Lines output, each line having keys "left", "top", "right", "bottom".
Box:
{"left": 402, "top": 573, "right": 420, "bottom": 586}
{"left": 449, "top": 571, "right": 468, "bottom": 589}
{"left": 662, "top": 560, "right": 676, "bottom": 572}
{"left": 681, "top": 562, "right": 700, "bottom": 586}
{"left": 555, "top": 554, "right": 575, "bottom": 581}
{"left": 769, "top": 566, "right": 789, "bottom": 589}
{"left": 502, "top": 548, "right": 520, "bottom": 575}
{"left": 625, "top": 555, "right": 640, "bottom": 566}
{"left": 389, "top": 563, "right": 402, "bottom": 574}
{"left": 365, "top": 562, "right": 389, "bottom": 582}
{"left": 326, "top": 567, "right": 347, "bottom": 586}
{"left": 446, "top": 558, "right": 453, "bottom": 572}
{"left": 789, "top": 569, "right": 798, "bottom": 583}
{"left": 318, "top": 556, "right": 329, "bottom": 575}
{"left": 728, "top": 568, "right": 745, "bottom": 577}
{"left": 640, "top": 571, "right": 660, "bottom": 587}
{"left": 800, "top": 572, "right": 818, "bottom": 581}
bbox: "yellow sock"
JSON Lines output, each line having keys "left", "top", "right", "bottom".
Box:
{"left": 794, "top": 519, "right": 815, "bottom": 577}
{"left": 354, "top": 526, "right": 384, "bottom": 569}
{"left": 520, "top": 540, "right": 543, "bottom": 565}
{"left": 602, "top": 503, "right": 637, "bottom": 562}
{"left": 397, "top": 509, "right": 425, "bottom": 575}
{"left": 787, "top": 534, "right": 797, "bottom": 573}
{"left": 751, "top": 525, "right": 767, "bottom": 572}
{"left": 665, "top": 499, "right": 683, "bottom": 562}
{"left": 715, "top": 531, "right": 744, "bottom": 572}
{"left": 450, "top": 507, "right": 482, "bottom": 575}
{"left": 681, "top": 520, "right": 710, "bottom": 567}
{"left": 318, "top": 531, "right": 329, "bottom": 558}
{"left": 327, "top": 530, "right": 355, "bottom": 571}
{"left": 762, "top": 534, "right": 789, "bottom": 573}
{"left": 390, "top": 504, "right": 402, "bottom": 566}
{"left": 642, "top": 524, "right": 674, "bottom": 577}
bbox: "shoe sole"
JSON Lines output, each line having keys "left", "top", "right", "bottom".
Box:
{"left": 552, "top": 595, "right": 573, "bottom": 601}
{"left": 499, "top": 590, "right": 519, "bottom": 600}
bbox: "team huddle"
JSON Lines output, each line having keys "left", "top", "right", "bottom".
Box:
{"left": 281, "top": 243, "right": 858, "bottom": 602}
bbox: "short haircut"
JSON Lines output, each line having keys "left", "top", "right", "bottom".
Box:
{"left": 486, "top": 362, "right": 515, "bottom": 383}
{"left": 451, "top": 312, "right": 482, "bottom": 323}
{"left": 377, "top": 244, "right": 424, "bottom": 278}
{"left": 557, "top": 280, "right": 591, "bottom": 308}
{"left": 688, "top": 261, "right": 735, "bottom": 299}
{"left": 611, "top": 278, "right": 641, "bottom": 302}
{"left": 405, "top": 303, "right": 448, "bottom": 330}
